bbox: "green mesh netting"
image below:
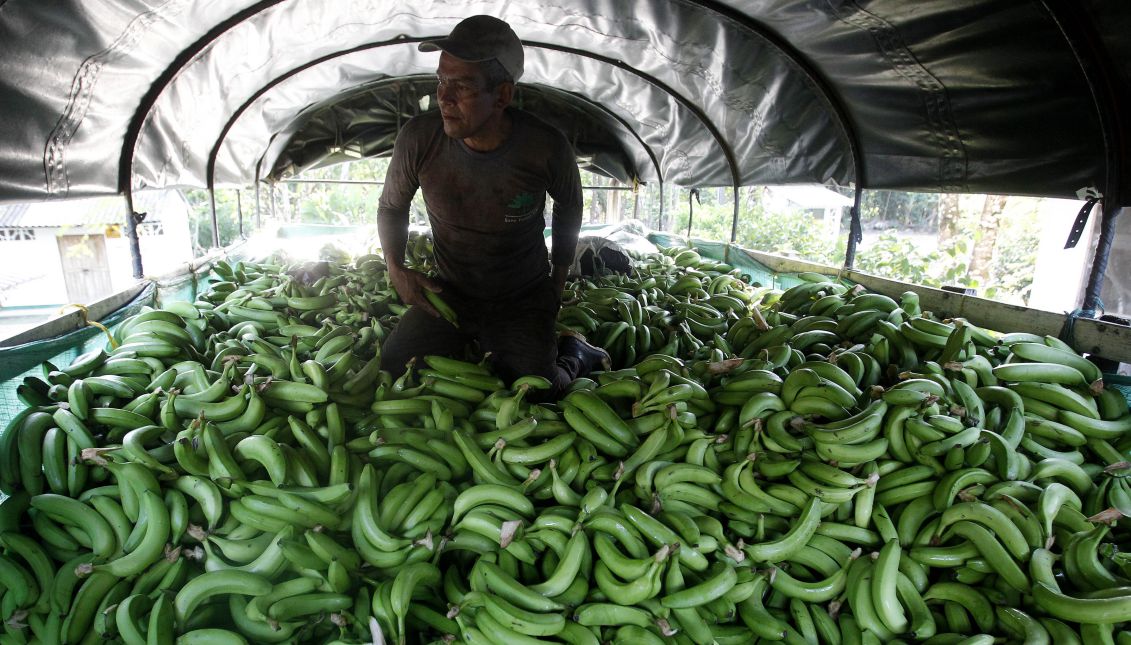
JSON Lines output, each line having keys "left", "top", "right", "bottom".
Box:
{"left": 652, "top": 235, "right": 842, "bottom": 293}
{"left": 0, "top": 267, "right": 213, "bottom": 432}
{"left": 692, "top": 239, "right": 797, "bottom": 290}
{"left": 1108, "top": 375, "right": 1131, "bottom": 407}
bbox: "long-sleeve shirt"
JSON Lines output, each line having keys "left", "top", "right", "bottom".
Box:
{"left": 377, "top": 109, "right": 583, "bottom": 300}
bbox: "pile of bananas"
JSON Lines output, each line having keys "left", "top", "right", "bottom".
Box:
{"left": 0, "top": 239, "right": 1129, "bottom": 644}
{"left": 558, "top": 247, "right": 759, "bottom": 367}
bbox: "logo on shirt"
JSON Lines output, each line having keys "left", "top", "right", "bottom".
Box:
{"left": 505, "top": 192, "right": 540, "bottom": 223}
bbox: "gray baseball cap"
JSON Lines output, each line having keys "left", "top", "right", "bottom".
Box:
{"left": 419, "top": 15, "right": 524, "bottom": 82}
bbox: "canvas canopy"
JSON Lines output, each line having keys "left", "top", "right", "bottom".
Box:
{"left": 0, "top": 0, "right": 1127, "bottom": 206}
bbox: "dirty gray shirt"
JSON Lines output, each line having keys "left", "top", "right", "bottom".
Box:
{"left": 377, "top": 109, "right": 583, "bottom": 300}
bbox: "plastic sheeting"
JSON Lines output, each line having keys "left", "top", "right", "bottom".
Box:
{"left": 133, "top": 1, "right": 836, "bottom": 191}
{"left": 268, "top": 77, "right": 653, "bottom": 184}
{"left": 0, "top": 0, "right": 1128, "bottom": 203}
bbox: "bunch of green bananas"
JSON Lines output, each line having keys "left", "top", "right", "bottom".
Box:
{"left": 558, "top": 247, "right": 762, "bottom": 368}
{"left": 1, "top": 240, "right": 1131, "bottom": 644}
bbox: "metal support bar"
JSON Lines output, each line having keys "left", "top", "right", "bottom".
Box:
{"left": 236, "top": 190, "right": 244, "bottom": 238}
{"left": 1082, "top": 203, "right": 1124, "bottom": 314}
{"left": 844, "top": 186, "right": 864, "bottom": 268}
{"left": 632, "top": 179, "right": 640, "bottom": 221}
{"left": 123, "top": 192, "right": 145, "bottom": 279}
{"left": 658, "top": 181, "right": 665, "bottom": 231}
{"left": 396, "top": 82, "right": 402, "bottom": 132}
{"left": 208, "top": 188, "right": 220, "bottom": 248}
{"left": 689, "top": 1, "right": 866, "bottom": 199}
{"left": 532, "top": 40, "right": 742, "bottom": 215}
{"left": 1040, "top": 1, "right": 1126, "bottom": 325}
{"left": 213, "top": 64, "right": 661, "bottom": 198}
{"left": 117, "top": 0, "right": 288, "bottom": 197}
{"left": 126, "top": 0, "right": 863, "bottom": 249}
{"left": 282, "top": 178, "right": 386, "bottom": 185}
{"left": 1041, "top": 0, "right": 1125, "bottom": 208}
{"left": 729, "top": 187, "right": 740, "bottom": 244}
{"left": 686, "top": 188, "right": 701, "bottom": 239}
{"left": 254, "top": 182, "right": 261, "bottom": 229}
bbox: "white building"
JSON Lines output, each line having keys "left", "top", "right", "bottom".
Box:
{"left": 762, "top": 184, "right": 854, "bottom": 242}
{"left": 0, "top": 190, "right": 193, "bottom": 336}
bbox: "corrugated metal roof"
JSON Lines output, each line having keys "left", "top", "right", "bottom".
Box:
{"left": 0, "top": 191, "right": 172, "bottom": 228}
{"left": 0, "top": 270, "right": 47, "bottom": 292}
{"left": 0, "top": 204, "right": 30, "bottom": 227}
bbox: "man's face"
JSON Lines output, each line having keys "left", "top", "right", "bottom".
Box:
{"left": 436, "top": 52, "right": 503, "bottom": 140}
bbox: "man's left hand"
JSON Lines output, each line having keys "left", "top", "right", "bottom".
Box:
{"left": 551, "top": 264, "right": 568, "bottom": 303}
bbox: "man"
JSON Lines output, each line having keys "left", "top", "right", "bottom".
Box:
{"left": 376, "top": 15, "right": 611, "bottom": 398}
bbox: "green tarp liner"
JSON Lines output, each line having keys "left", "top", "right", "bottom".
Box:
{"left": 0, "top": 268, "right": 212, "bottom": 432}
{"left": 651, "top": 234, "right": 819, "bottom": 293}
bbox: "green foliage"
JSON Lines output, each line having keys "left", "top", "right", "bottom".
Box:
{"left": 182, "top": 158, "right": 403, "bottom": 258}
{"left": 855, "top": 233, "right": 998, "bottom": 292}
{"left": 185, "top": 158, "right": 1042, "bottom": 308}
{"left": 291, "top": 158, "right": 395, "bottom": 225}
{"left": 853, "top": 233, "right": 941, "bottom": 287}
{"left": 294, "top": 182, "right": 383, "bottom": 225}
{"left": 673, "top": 188, "right": 842, "bottom": 265}
{"left": 183, "top": 189, "right": 248, "bottom": 256}
{"left": 988, "top": 207, "right": 1040, "bottom": 303}
{"left": 861, "top": 191, "right": 940, "bottom": 231}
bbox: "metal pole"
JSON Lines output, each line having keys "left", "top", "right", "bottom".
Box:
{"left": 658, "top": 181, "right": 665, "bottom": 231}
{"left": 255, "top": 182, "right": 261, "bottom": 229}
{"left": 686, "top": 189, "right": 700, "bottom": 239}
{"left": 236, "top": 190, "right": 244, "bottom": 238}
{"left": 282, "top": 178, "right": 387, "bottom": 186}
{"left": 1081, "top": 203, "right": 1123, "bottom": 315}
{"left": 843, "top": 186, "right": 864, "bottom": 269}
{"left": 729, "top": 186, "right": 740, "bottom": 243}
{"left": 632, "top": 179, "right": 640, "bottom": 222}
{"left": 123, "top": 192, "right": 144, "bottom": 278}
{"left": 208, "top": 188, "right": 220, "bottom": 248}
{"left": 270, "top": 183, "right": 277, "bottom": 221}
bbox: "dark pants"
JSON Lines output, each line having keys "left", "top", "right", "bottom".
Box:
{"left": 379, "top": 280, "right": 582, "bottom": 398}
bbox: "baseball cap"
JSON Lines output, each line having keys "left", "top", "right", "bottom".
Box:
{"left": 419, "top": 15, "right": 524, "bottom": 82}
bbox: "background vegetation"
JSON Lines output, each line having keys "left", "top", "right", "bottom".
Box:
{"left": 185, "top": 160, "right": 1042, "bottom": 306}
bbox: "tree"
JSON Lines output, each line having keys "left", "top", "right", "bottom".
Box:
{"left": 937, "top": 192, "right": 961, "bottom": 244}
{"left": 183, "top": 188, "right": 250, "bottom": 255}
{"left": 968, "top": 194, "right": 1007, "bottom": 286}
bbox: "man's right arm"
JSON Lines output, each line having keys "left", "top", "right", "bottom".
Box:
{"left": 377, "top": 123, "right": 441, "bottom": 316}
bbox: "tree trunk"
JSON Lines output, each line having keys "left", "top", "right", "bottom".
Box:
{"left": 278, "top": 182, "right": 293, "bottom": 223}
{"left": 609, "top": 181, "right": 622, "bottom": 223}
{"left": 937, "top": 192, "right": 961, "bottom": 245}
{"left": 595, "top": 178, "right": 607, "bottom": 223}
{"left": 969, "top": 194, "right": 1007, "bottom": 286}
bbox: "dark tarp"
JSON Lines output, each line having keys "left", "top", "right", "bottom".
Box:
{"left": 267, "top": 77, "right": 652, "bottom": 185}
{"left": 0, "top": 0, "right": 1127, "bottom": 203}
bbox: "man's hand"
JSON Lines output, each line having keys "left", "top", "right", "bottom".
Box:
{"left": 388, "top": 263, "right": 443, "bottom": 317}
{"left": 551, "top": 264, "right": 569, "bottom": 303}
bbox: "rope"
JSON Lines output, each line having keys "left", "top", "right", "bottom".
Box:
{"left": 58, "top": 303, "right": 118, "bottom": 349}
{"left": 1059, "top": 301, "right": 1103, "bottom": 346}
